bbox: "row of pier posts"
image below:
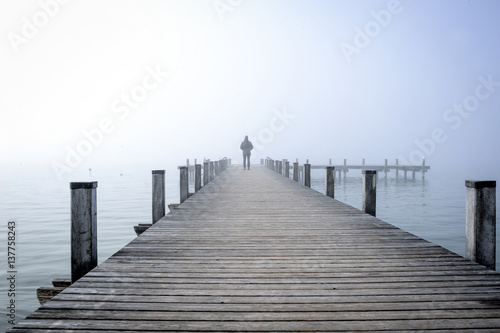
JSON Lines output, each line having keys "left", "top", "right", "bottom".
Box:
{"left": 69, "top": 157, "right": 230, "bottom": 285}
{"left": 265, "top": 157, "right": 497, "bottom": 270}
{"left": 178, "top": 158, "right": 230, "bottom": 204}
{"left": 264, "top": 158, "right": 428, "bottom": 181}
{"left": 265, "top": 158, "right": 378, "bottom": 216}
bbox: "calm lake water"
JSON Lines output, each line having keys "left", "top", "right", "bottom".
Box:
{"left": 1, "top": 164, "right": 499, "bottom": 331}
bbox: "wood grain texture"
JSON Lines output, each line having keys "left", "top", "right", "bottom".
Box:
{"left": 10, "top": 165, "right": 500, "bottom": 332}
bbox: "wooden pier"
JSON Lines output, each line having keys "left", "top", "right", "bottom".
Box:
{"left": 9, "top": 165, "right": 500, "bottom": 332}
{"left": 263, "top": 158, "right": 430, "bottom": 180}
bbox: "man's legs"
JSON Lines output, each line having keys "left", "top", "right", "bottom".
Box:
{"left": 243, "top": 155, "right": 250, "bottom": 170}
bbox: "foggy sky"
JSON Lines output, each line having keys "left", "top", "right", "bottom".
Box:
{"left": 1, "top": 0, "right": 500, "bottom": 180}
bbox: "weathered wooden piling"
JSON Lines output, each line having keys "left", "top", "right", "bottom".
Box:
{"left": 293, "top": 162, "right": 299, "bottom": 182}
{"left": 195, "top": 164, "right": 202, "bottom": 192}
{"left": 326, "top": 166, "right": 335, "bottom": 198}
{"left": 384, "top": 159, "right": 388, "bottom": 179}
{"left": 343, "top": 159, "right": 347, "bottom": 179}
{"left": 210, "top": 161, "right": 214, "bottom": 181}
{"left": 179, "top": 166, "right": 189, "bottom": 203}
{"left": 203, "top": 161, "right": 209, "bottom": 185}
{"left": 70, "top": 181, "right": 98, "bottom": 283}
{"left": 422, "top": 158, "right": 426, "bottom": 180}
{"left": 362, "top": 170, "right": 377, "bottom": 217}
{"left": 465, "top": 180, "right": 496, "bottom": 270}
{"left": 304, "top": 163, "right": 311, "bottom": 188}
{"left": 152, "top": 170, "right": 165, "bottom": 224}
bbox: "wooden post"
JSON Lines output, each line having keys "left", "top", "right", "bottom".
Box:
{"left": 343, "top": 158, "right": 347, "bottom": 179}
{"left": 195, "top": 164, "right": 202, "bottom": 192}
{"left": 326, "top": 166, "right": 335, "bottom": 198}
{"left": 203, "top": 161, "right": 209, "bottom": 185}
{"left": 284, "top": 161, "right": 290, "bottom": 178}
{"left": 179, "top": 166, "right": 189, "bottom": 203}
{"left": 304, "top": 163, "right": 311, "bottom": 188}
{"left": 384, "top": 159, "right": 388, "bottom": 180}
{"left": 422, "top": 158, "right": 426, "bottom": 180}
{"left": 362, "top": 170, "right": 377, "bottom": 217}
{"left": 210, "top": 161, "right": 214, "bottom": 181}
{"left": 293, "top": 162, "right": 299, "bottom": 182}
{"left": 152, "top": 170, "right": 165, "bottom": 224}
{"left": 465, "top": 180, "right": 496, "bottom": 270}
{"left": 70, "top": 181, "right": 98, "bottom": 283}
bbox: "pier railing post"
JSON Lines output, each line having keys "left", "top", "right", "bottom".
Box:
{"left": 203, "top": 161, "right": 209, "bottom": 185}
{"left": 210, "top": 161, "right": 214, "bottom": 181}
{"left": 70, "top": 181, "right": 98, "bottom": 283}
{"left": 152, "top": 170, "right": 165, "bottom": 224}
{"left": 293, "top": 162, "right": 299, "bottom": 182}
{"left": 179, "top": 166, "right": 189, "bottom": 203}
{"left": 422, "top": 158, "right": 426, "bottom": 180}
{"left": 195, "top": 164, "right": 202, "bottom": 192}
{"left": 384, "top": 159, "right": 388, "bottom": 180}
{"left": 362, "top": 170, "right": 377, "bottom": 217}
{"left": 326, "top": 166, "right": 335, "bottom": 198}
{"left": 304, "top": 163, "right": 311, "bottom": 187}
{"left": 465, "top": 180, "right": 496, "bottom": 270}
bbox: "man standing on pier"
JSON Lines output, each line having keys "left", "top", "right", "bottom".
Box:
{"left": 240, "top": 136, "right": 253, "bottom": 170}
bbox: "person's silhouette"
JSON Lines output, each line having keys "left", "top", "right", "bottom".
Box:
{"left": 240, "top": 136, "right": 253, "bottom": 170}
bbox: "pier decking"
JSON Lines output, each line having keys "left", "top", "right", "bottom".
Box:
{"left": 10, "top": 165, "right": 500, "bottom": 332}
